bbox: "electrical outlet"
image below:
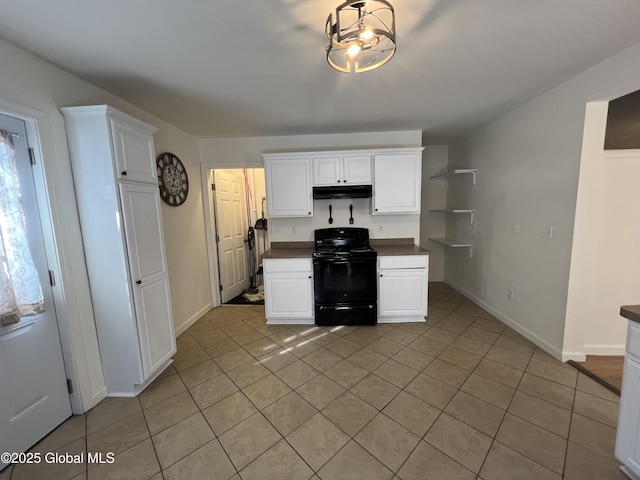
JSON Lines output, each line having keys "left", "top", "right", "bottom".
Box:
{"left": 541, "top": 225, "right": 553, "bottom": 239}
{"left": 291, "top": 227, "right": 296, "bottom": 235}
{"left": 378, "top": 225, "right": 383, "bottom": 232}
{"left": 512, "top": 222, "right": 519, "bottom": 234}
{"left": 508, "top": 289, "right": 514, "bottom": 301}
{"left": 274, "top": 226, "right": 280, "bottom": 235}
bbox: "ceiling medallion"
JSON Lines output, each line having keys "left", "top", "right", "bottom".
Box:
{"left": 325, "top": 0, "right": 396, "bottom": 74}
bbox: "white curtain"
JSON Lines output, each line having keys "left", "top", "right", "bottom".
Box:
{"left": 0, "top": 130, "right": 44, "bottom": 327}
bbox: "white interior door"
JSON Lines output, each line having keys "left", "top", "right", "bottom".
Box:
{"left": 214, "top": 170, "right": 249, "bottom": 303}
{"left": 0, "top": 114, "right": 71, "bottom": 468}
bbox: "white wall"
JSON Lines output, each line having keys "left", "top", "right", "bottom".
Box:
{"left": 199, "top": 131, "right": 423, "bottom": 243}
{"left": 154, "top": 132, "right": 211, "bottom": 333}
{"left": 446, "top": 41, "right": 640, "bottom": 359}
{"left": 564, "top": 101, "right": 640, "bottom": 357}
{"left": 420, "top": 146, "right": 449, "bottom": 281}
{"left": 0, "top": 37, "right": 210, "bottom": 410}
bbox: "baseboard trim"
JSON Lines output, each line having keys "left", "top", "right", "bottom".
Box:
{"left": 444, "top": 280, "right": 564, "bottom": 361}
{"left": 561, "top": 351, "right": 587, "bottom": 362}
{"left": 174, "top": 303, "right": 212, "bottom": 337}
{"left": 86, "top": 386, "right": 108, "bottom": 412}
{"left": 582, "top": 344, "right": 626, "bottom": 356}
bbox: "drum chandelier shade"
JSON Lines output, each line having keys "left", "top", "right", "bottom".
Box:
{"left": 325, "top": 0, "right": 396, "bottom": 74}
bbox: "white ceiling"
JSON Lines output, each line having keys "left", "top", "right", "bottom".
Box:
{"left": 1, "top": 0, "right": 640, "bottom": 138}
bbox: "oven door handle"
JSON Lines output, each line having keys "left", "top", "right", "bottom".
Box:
{"left": 313, "top": 257, "right": 374, "bottom": 265}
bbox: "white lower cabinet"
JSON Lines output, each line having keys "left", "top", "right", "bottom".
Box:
{"left": 377, "top": 255, "right": 428, "bottom": 322}
{"left": 616, "top": 321, "right": 640, "bottom": 479}
{"left": 264, "top": 259, "right": 314, "bottom": 324}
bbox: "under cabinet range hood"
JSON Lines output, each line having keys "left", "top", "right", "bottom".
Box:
{"left": 313, "top": 185, "right": 372, "bottom": 199}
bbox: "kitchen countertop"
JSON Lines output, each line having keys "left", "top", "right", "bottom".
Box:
{"left": 263, "top": 239, "right": 429, "bottom": 259}
{"left": 621, "top": 305, "right": 640, "bottom": 323}
{"left": 263, "top": 242, "right": 315, "bottom": 259}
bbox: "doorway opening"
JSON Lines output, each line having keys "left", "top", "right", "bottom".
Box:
{"left": 206, "top": 167, "right": 268, "bottom": 306}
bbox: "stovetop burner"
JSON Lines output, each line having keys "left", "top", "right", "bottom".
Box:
{"left": 313, "top": 228, "right": 376, "bottom": 258}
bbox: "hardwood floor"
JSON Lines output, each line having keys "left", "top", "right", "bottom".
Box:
{"left": 570, "top": 355, "right": 623, "bottom": 395}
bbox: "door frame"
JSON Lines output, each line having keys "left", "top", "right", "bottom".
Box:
{"left": 200, "top": 161, "right": 262, "bottom": 309}
{"left": 0, "top": 98, "right": 106, "bottom": 414}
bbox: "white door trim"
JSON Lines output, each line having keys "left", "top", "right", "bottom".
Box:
{"left": 213, "top": 169, "right": 250, "bottom": 303}
{"left": 201, "top": 166, "right": 222, "bottom": 309}
{"left": 0, "top": 97, "right": 106, "bottom": 414}
{"left": 200, "top": 160, "right": 262, "bottom": 310}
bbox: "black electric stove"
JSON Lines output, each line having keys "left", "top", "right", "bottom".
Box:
{"left": 312, "top": 228, "right": 377, "bottom": 326}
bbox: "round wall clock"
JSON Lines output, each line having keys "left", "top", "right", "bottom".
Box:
{"left": 156, "top": 152, "right": 188, "bottom": 206}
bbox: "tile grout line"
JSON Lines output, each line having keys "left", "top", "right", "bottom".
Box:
{"left": 474, "top": 342, "right": 537, "bottom": 477}
{"left": 45, "top": 289, "right": 619, "bottom": 480}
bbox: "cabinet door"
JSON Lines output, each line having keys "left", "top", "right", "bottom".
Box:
{"left": 265, "top": 157, "right": 313, "bottom": 217}
{"left": 343, "top": 155, "right": 372, "bottom": 184}
{"left": 373, "top": 153, "right": 422, "bottom": 214}
{"left": 378, "top": 269, "right": 428, "bottom": 317}
{"left": 616, "top": 353, "right": 640, "bottom": 476}
{"left": 119, "top": 183, "right": 176, "bottom": 378}
{"left": 110, "top": 117, "right": 157, "bottom": 184}
{"left": 313, "top": 156, "right": 341, "bottom": 185}
{"left": 265, "top": 273, "right": 314, "bottom": 319}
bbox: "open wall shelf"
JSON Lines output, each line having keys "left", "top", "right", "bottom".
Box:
{"left": 430, "top": 168, "right": 477, "bottom": 185}
{"left": 428, "top": 237, "right": 473, "bottom": 248}
{"left": 428, "top": 237, "right": 473, "bottom": 257}
{"left": 430, "top": 209, "right": 475, "bottom": 224}
{"left": 429, "top": 167, "right": 477, "bottom": 259}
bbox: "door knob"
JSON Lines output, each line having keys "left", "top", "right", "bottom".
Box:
{"left": 136, "top": 280, "right": 142, "bottom": 285}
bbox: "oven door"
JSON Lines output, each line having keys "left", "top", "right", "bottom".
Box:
{"left": 313, "top": 256, "right": 377, "bottom": 325}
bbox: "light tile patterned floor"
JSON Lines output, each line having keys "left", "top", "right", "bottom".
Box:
{"left": 0, "top": 283, "right": 626, "bottom": 480}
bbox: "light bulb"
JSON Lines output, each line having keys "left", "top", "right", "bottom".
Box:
{"left": 347, "top": 43, "right": 361, "bottom": 58}
{"left": 360, "top": 29, "right": 375, "bottom": 40}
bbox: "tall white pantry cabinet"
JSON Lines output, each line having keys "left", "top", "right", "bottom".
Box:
{"left": 62, "top": 105, "right": 176, "bottom": 396}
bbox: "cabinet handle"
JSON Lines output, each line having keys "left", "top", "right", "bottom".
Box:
{"left": 136, "top": 280, "right": 142, "bottom": 285}
{"left": 337, "top": 180, "right": 341, "bottom": 183}
{"left": 121, "top": 171, "right": 127, "bottom": 176}
{"left": 375, "top": 208, "right": 378, "bottom": 211}
{"left": 308, "top": 275, "right": 312, "bottom": 279}
{"left": 380, "top": 274, "right": 383, "bottom": 277}
{"left": 308, "top": 212, "right": 311, "bottom": 215}
{"left": 343, "top": 180, "right": 347, "bottom": 183}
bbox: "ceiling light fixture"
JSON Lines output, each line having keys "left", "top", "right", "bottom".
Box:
{"left": 325, "top": 0, "right": 396, "bottom": 74}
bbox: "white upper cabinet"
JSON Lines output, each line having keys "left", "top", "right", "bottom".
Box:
{"left": 109, "top": 114, "right": 158, "bottom": 184}
{"left": 373, "top": 150, "right": 423, "bottom": 214}
{"left": 264, "top": 155, "right": 313, "bottom": 217}
{"left": 312, "top": 156, "right": 341, "bottom": 185}
{"left": 263, "top": 147, "right": 422, "bottom": 217}
{"left": 312, "top": 154, "right": 372, "bottom": 185}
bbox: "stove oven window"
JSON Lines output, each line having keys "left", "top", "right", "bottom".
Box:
{"left": 313, "top": 257, "right": 377, "bottom": 304}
